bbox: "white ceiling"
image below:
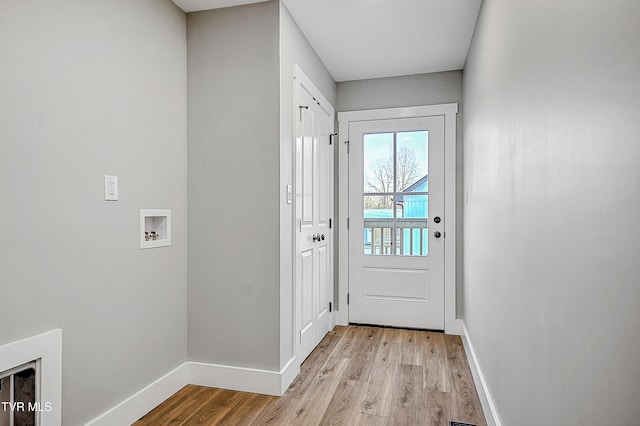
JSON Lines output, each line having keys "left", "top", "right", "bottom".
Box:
{"left": 172, "top": 0, "right": 482, "bottom": 82}
{"left": 172, "top": 0, "right": 268, "bottom": 13}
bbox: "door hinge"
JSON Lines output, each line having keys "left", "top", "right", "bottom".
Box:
{"left": 299, "top": 105, "right": 308, "bottom": 121}
{"left": 299, "top": 219, "right": 302, "bottom": 232}
{"left": 345, "top": 140, "right": 350, "bottom": 154}
{"left": 329, "top": 302, "right": 332, "bottom": 312}
{"left": 330, "top": 133, "right": 337, "bottom": 145}
{"left": 329, "top": 218, "right": 332, "bottom": 229}
{"left": 347, "top": 293, "right": 350, "bottom": 305}
{"left": 347, "top": 217, "right": 350, "bottom": 229}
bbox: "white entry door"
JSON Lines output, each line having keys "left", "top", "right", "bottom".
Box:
{"left": 348, "top": 116, "right": 445, "bottom": 329}
{"left": 295, "top": 73, "right": 334, "bottom": 361}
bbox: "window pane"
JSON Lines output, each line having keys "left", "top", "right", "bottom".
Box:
{"left": 397, "top": 194, "right": 427, "bottom": 219}
{"left": 363, "top": 133, "right": 393, "bottom": 193}
{"left": 396, "top": 194, "right": 428, "bottom": 256}
{"left": 396, "top": 131, "right": 428, "bottom": 191}
{"left": 14, "top": 368, "right": 36, "bottom": 425}
{"left": 364, "top": 195, "right": 394, "bottom": 255}
{"left": 396, "top": 226, "right": 428, "bottom": 256}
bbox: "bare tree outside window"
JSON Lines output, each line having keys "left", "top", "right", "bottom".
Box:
{"left": 365, "top": 146, "right": 420, "bottom": 209}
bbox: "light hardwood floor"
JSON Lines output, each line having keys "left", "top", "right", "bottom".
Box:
{"left": 134, "top": 325, "right": 486, "bottom": 425}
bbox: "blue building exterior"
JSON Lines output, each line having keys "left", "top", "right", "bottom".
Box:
{"left": 364, "top": 175, "right": 428, "bottom": 255}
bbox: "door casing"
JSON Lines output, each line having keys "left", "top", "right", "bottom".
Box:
{"left": 337, "top": 104, "right": 461, "bottom": 335}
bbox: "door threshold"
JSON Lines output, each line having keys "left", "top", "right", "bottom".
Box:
{"left": 348, "top": 322, "right": 445, "bottom": 333}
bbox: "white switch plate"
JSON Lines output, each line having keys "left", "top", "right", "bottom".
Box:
{"left": 286, "top": 184, "right": 293, "bottom": 204}
{"left": 105, "top": 175, "right": 118, "bottom": 201}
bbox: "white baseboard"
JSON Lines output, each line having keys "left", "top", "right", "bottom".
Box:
{"left": 445, "top": 318, "right": 464, "bottom": 336}
{"left": 460, "top": 321, "right": 502, "bottom": 426}
{"left": 335, "top": 308, "right": 348, "bottom": 326}
{"left": 85, "top": 362, "right": 188, "bottom": 426}
{"left": 84, "top": 357, "right": 300, "bottom": 425}
{"left": 188, "top": 358, "right": 296, "bottom": 396}
{"left": 279, "top": 356, "right": 299, "bottom": 395}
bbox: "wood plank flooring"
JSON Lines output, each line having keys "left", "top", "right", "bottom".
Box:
{"left": 134, "top": 325, "right": 486, "bottom": 426}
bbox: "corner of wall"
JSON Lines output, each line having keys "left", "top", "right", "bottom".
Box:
{"left": 460, "top": 322, "right": 502, "bottom": 426}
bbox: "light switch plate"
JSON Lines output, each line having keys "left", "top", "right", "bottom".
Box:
{"left": 105, "top": 175, "right": 118, "bottom": 201}
{"left": 286, "top": 184, "right": 293, "bottom": 204}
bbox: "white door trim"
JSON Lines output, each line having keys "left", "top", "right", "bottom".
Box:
{"left": 337, "top": 104, "right": 461, "bottom": 335}
{"left": 294, "top": 66, "right": 334, "bottom": 118}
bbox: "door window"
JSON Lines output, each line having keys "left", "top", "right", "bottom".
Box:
{"left": 363, "top": 131, "right": 429, "bottom": 256}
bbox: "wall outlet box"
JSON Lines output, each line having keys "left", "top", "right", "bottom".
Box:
{"left": 104, "top": 175, "right": 118, "bottom": 201}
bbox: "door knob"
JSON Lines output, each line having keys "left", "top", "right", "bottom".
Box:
{"left": 434, "top": 231, "right": 442, "bottom": 238}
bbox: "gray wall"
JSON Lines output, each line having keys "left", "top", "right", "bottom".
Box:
{"left": 187, "top": 1, "right": 281, "bottom": 370}
{"left": 336, "top": 72, "right": 461, "bottom": 113}
{"left": 336, "top": 72, "right": 465, "bottom": 316}
{"left": 278, "top": 1, "right": 336, "bottom": 368}
{"left": 0, "top": 1, "right": 188, "bottom": 424}
{"left": 463, "top": 0, "right": 640, "bottom": 424}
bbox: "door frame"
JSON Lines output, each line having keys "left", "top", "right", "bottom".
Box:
{"left": 292, "top": 65, "right": 336, "bottom": 363}
{"left": 337, "top": 104, "right": 461, "bottom": 335}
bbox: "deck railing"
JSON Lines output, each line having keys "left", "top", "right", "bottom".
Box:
{"left": 364, "top": 218, "right": 429, "bottom": 256}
